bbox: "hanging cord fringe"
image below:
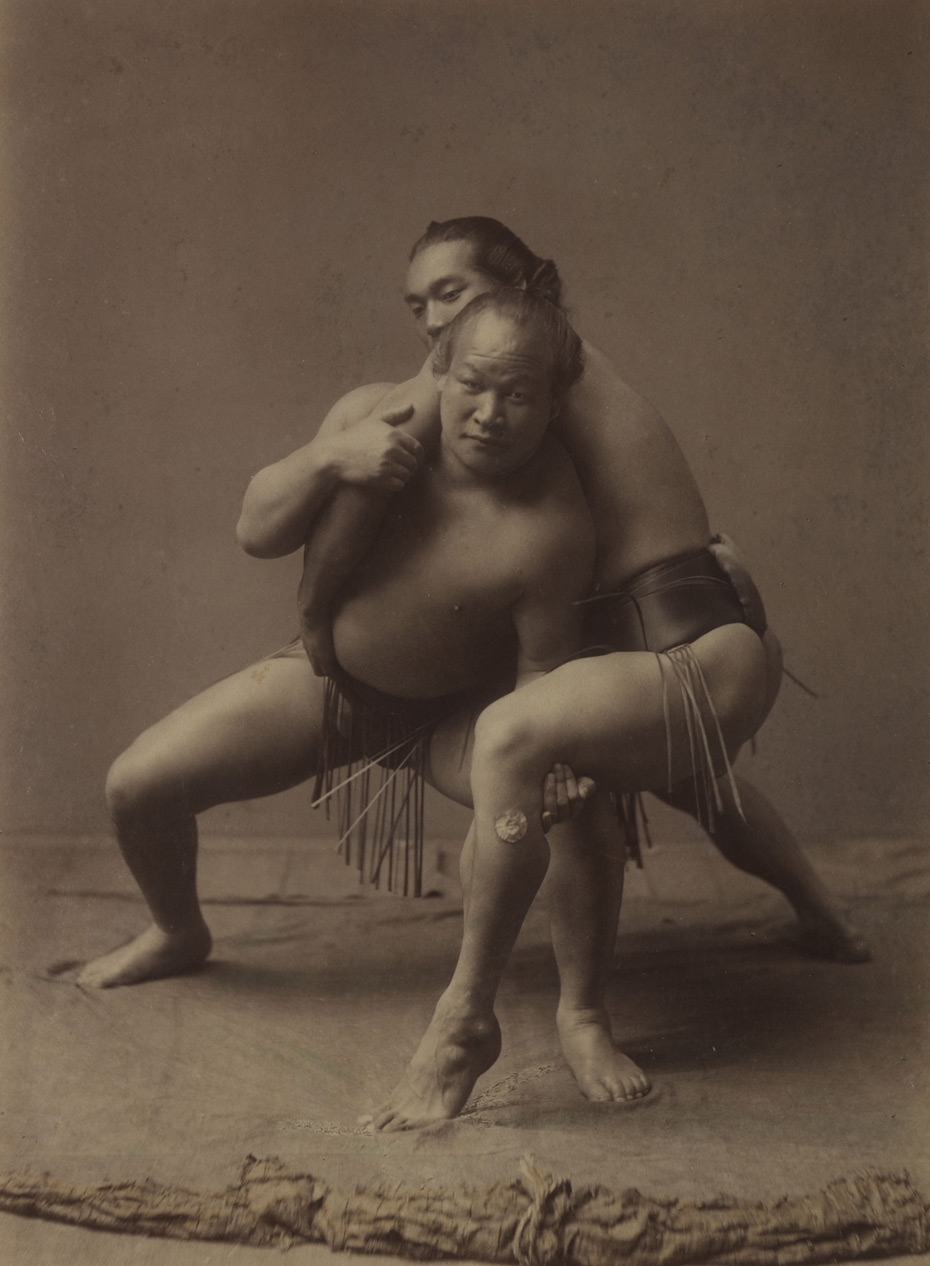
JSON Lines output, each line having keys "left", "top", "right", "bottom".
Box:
{"left": 312, "top": 676, "right": 442, "bottom": 897}
{"left": 617, "top": 644, "right": 745, "bottom": 868}
{"left": 783, "top": 665, "right": 820, "bottom": 698}
{"left": 311, "top": 676, "right": 478, "bottom": 897}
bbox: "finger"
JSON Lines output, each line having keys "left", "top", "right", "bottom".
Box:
{"left": 569, "top": 775, "right": 597, "bottom": 817}
{"left": 578, "top": 776, "right": 597, "bottom": 800}
{"left": 543, "top": 772, "right": 559, "bottom": 820}
{"left": 389, "top": 447, "right": 421, "bottom": 473}
{"left": 541, "top": 811, "right": 553, "bottom": 832}
{"left": 554, "top": 763, "right": 571, "bottom": 813}
{"left": 559, "top": 764, "right": 589, "bottom": 820}
{"left": 562, "top": 764, "right": 580, "bottom": 803}
{"left": 383, "top": 461, "right": 416, "bottom": 487}
{"left": 394, "top": 431, "right": 424, "bottom": 458}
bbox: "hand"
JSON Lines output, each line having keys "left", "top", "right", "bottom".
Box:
{"left": 708, "top": 533, "right": 768, "bottom": 636}
{"left": 541, "top": 762, "right": 597, "bottom": 832}
{"left": 330, "top": 406, "right": 424, "bottom": 491}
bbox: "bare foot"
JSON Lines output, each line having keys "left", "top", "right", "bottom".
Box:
{"left": 362, "top": 996, "right": 502, "bottom": 1131}
{"left": 557, "top": 1006, "right": 651, "bottom": 1103}
{"left": 795, "top": 907, "right": 871, "bottom": 963}
{"left": 77, "top": 921, "right": 212, "bottom": 988}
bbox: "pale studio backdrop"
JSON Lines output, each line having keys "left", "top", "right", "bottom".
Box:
{"left": 2, "top": 0, "right": 927, "bottom": 847}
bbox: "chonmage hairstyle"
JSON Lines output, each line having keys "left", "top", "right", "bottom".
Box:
{"left": 432, "top": 289, "right": 585, "bottom": 405}
{"left": 410, "top": 217, "right": 564, "bottom": 309}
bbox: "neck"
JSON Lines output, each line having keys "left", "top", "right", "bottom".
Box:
{"left": 433, "top": 436, "right": 547, "bottom": 491}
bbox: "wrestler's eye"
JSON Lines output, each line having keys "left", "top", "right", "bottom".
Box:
{"left": 458, "top": 376, "right": 481, "bottom": 391}
{"left": 408, "top": 305, "right": 424, "bottom": 320}
{"left": 441, "top": 289, "right": 463, "bottom": 304}
{"left": 508, "top": 390, "right": 529, "bottom": 403}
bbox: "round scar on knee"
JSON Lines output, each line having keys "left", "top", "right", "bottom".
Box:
{"left": 494, "top": 810, "right": 527, "bottom": 843}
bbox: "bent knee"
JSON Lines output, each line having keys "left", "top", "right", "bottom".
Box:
{"left": 758, "top": 628, "right": 784, "bottom": 726}
{"left": 105, "top": 741, "right": 185, "bottom": 824}
{"left": 695, "top": 624, "right": 769, "bottom": 751}
{"left": 473, "top": 696, "right": 547, "bottom": 772}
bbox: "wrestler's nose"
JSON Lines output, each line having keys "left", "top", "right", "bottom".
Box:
{"left": 425, "top": 302, "right": 446, "bottom": 342}
{"left": 473, "top": 393, "right": 505, "bottom": 436}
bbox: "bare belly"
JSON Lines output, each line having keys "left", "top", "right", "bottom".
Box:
{"left": 333, "top": 585, "right": 516, "bottom": 699}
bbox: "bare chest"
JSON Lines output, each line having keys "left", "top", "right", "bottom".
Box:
{"left": 350, "top": 483, "right": 531, "bottom": 613}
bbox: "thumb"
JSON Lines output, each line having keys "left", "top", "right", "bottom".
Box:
{"left": 380, "top": 404, "right": 415, "bottom": 427}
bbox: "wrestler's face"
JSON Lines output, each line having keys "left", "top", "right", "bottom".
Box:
{"left": 404, "top": 241, "right": 496, "bottom": 348}
{"left": 437, "top": 312, "right": 556, "bottom": 478}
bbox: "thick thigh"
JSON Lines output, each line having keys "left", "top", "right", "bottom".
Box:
{"left": 111, "top": 650, "right": 326, "bottom": 815}
{"left": 476, "top": 624, "right": 768, "bottom": 795}
{"left": 758, "top": 627, "right": 784, "bottom": 728}
{"left": 424, "top": 683, "right": 508, "bottom": 808}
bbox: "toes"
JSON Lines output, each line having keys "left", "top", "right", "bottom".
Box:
{"left": 380, "top": 1114, "right": 414, "bottom": 1133}
{"left": 367, "top": 1105, "right": 396, "bottom": 1132}
{"left": 607, "top": 1080, "right": 645, "bottom": 1103}
{"left": 582, "top": 1081, "right": 614, "bottom": 1103}
{"left": 365, "top": 1101, "right": 423, "bottom": 1133}
{"left": 578, "top": 1066, "right": 652, "bottom": 1104}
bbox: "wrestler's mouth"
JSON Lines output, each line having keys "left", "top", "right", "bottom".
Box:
{"left": 465, "top": 434, "right": 508, "bottom": 450}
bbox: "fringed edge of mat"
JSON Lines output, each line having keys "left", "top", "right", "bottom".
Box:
{"left": 1, "top": 1154, "right": 927, "bottom": 1264}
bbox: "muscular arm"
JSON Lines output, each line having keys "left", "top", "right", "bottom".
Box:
{"left": 237, "top": 382, "right": 397, "bottom": 558}
{"left": 236, "top": 360, "right": 442, "bottom": 560}
{"left": 296, "top": 364, "right": 443, "bottom": 674}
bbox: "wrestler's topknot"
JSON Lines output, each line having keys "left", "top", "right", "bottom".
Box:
{"left": 432, "top": 289, "right": 585, "bottom": 404}
{"left": 410, "top": 217, "right": 565, "bottom": 309}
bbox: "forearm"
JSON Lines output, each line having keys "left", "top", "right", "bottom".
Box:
{"left": 237, "top": 372, "right": 438, "bottom": 560}
{"left": 236, "top": 437, "right": 346, "bottom": 559}
{"left": 297, "top": 483, "right": 390, "bottom": 617}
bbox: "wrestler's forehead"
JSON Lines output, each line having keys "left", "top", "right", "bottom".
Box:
{"left": 452, "top": 312, "right": 550, "bottom": 377}
{"left": 405, "top": 240, "right": 484, "bottom": 297}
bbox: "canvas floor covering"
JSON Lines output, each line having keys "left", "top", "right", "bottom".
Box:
{"left": 1, "top": 828, "right": 927, "bottom": 1265}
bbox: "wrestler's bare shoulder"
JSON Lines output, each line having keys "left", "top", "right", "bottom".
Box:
{"left": 322, "top": 380, "right": 401, "bottom": 433}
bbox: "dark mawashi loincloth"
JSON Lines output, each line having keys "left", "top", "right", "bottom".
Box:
{"left": 311, "top": 665, "right": 477, "bottom": 896}
{"left": 577, "top": 543, "right": 767, "bottom": 865}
